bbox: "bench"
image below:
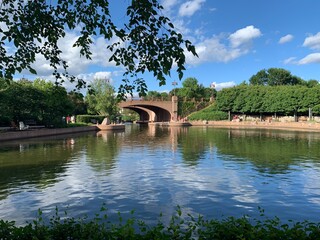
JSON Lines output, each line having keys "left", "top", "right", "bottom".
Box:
{"left": 24, "top": 119, "right": 45, "bottom": 129}
{"left": 25, "top": 119, "right": 37, "bottom": 126}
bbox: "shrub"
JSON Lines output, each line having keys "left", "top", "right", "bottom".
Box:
{"left": 313, "top": 104, "right": 320, "bottom": 115}
{"left": 76, "top": 115, "right": 107, "bottom": 124}
{"left": 65, "top": 123, "right": 89, "bottom": 127}
{"left": 1, "top": 206, "right": 319, "bottom": 239}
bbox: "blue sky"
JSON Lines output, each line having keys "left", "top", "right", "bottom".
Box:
{"left": 157, "top": 0, "right": 320, "bottom": 91}
{"left": 13, "top": 0, "right": 320, "bottom": 93}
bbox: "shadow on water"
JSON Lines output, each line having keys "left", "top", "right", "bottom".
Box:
{"left": 85, "top": 130, "right": 125, "bottom": 173}
{"left": 176, "top": 127, "right": 208, "bottom": 166}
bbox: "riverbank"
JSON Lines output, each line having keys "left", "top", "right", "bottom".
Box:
{"left": 190, "top": 120, "right": 320, "bottom": 132}
{"left": 0, "top": 126, "right": 98, "bottom": 142}
{"left": 2, "top": 121, "right": 320, "bottom": 142}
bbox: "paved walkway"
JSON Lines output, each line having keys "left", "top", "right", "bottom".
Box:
{"left": 190, "top": 120, "right": 320, "bottom": 132}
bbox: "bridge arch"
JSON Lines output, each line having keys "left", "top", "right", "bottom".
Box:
{"left": 124, "top": 106, "right": 155, "bottom": 122}
{"left": 119, "top": 96, "right": 178, "bottom": 122}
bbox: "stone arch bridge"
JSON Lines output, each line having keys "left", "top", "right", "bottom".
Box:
{"left": 119, "top": 96, "right": 178, "bottom": 122}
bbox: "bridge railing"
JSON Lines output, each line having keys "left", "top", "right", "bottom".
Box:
{"left": 124, "top": 97, "right": 170, "bottom": 101}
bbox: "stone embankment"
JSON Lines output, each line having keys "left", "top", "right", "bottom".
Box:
{"left": 0, "top": 126, "right": 98, "bottom": 142}
{"left": 190, "top": 120, "right": 320, "bottom": 132}
{"left": 2, "top": 121, "right": 320, "bottom": 142}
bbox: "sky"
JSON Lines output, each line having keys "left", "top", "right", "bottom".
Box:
{"left": 12, "top": 0, "right": 320, "bottom": 93}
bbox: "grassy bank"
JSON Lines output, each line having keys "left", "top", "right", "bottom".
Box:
{"left": 188, "top": 104, "right": 228, "bottom": 121}
{"left": 1, "top": 207, "right": 319, "bottom": 239}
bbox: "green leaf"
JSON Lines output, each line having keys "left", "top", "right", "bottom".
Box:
{"left": 29, "top": 67, "right": 37, "bottom": 75}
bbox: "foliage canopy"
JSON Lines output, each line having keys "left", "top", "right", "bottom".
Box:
{"left": 216, "top": 85, "right": 320, "bottom": 116}
{"left": 85, "top": 78, "right": 119, "bottom": 120}
{"left": 0, "top": 77, "right": 85, "bottom": 126}
{"left": 249, "top": 68, "right": 306, "bottom": 86}
{"left": 0, "top": 0, "right": 197, "bottom": 97}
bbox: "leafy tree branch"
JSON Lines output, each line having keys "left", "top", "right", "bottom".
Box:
{"left": 0, "top": 0, "right": 197, "bottom": 96}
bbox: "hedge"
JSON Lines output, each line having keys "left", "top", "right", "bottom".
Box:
{"left": 76, "top": 115, "right": 107, "bottom": 124}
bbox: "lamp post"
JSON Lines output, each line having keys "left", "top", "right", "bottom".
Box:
{"left": 210, "top": 83, "right": 215, "bottom": 102}
{"left": 172, "top": 81, "right": 178, "bottom": 96}
{"left": 172, "top": 81, "right": 178, "bottom": 122}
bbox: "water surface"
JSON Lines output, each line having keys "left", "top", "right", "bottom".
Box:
{"left": 0, "top": 125, "right": 320, "bottom": 225}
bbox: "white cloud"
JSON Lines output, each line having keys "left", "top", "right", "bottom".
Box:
{"left": 76, "top": 71, "right": 114, "bottom": 85}
{"left": 58, "top": 71, "right": 114, "bottom": 94}
{"left": 283, "top": 57, "right": 297, "bottom": 65}
{"left": 30, "top": 31, "right": 117, "bottom": 78}
{"left": 160, "top": 0, "right": 204, "bottom": 39}
{"left": 90, "top": 36, "right": 118, "bottom": 67}
{"left": 161, "top": 0, "right": 179, "bottom": 9}
{"left": 279, "top": 34, "right": 294, "bottom": 44}
{"left": 186, "top": 26, "right": 261, "bottom": 65}
{"left": 93, "top": 71, "right": 113, "bottom": 81}
{"left": 172, "top": 18, "right": 192, "bottom": 35}
{"left": 33, "top": 71, "right": 115, "bottom": 94}
{"left": 186, "top": 37, "right": 242, "bottom": 64}
{"left": 211, "top": 81, "right": 236, "bottom": 90}
{"left": 229, "top": 25, "right": 262, "bottom": 48}
{"left": 303, "top": 32, "right": 320, "bottom": 50}
{"left": 179, "top": 0, "right": 205, "bottom": 17}
{"left": 298, "top": 53, "right": 320, "bottom": 65}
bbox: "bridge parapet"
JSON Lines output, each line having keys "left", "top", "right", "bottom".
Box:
{"left": 119, "top": 100, "right": 172, "bottom": 109}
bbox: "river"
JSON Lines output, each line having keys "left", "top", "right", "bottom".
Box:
{"left": 0, "top": 124, "right": 320, "bottom": 225}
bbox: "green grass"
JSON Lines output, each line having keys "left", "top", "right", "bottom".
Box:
{"left": 188, "top": 103, "right": 228, "bottom": 121}
{"left": 1, "top": 206, "right": 319, "bottom": 239}
{"left": 65, "top": 122, "right": 90, "bottom": 127}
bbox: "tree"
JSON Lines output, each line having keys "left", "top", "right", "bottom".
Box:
{"left": 68, "top": 91, "right": 87, "bottom": 115}
{"left": 180, "top": 77, "right": 199, "bottom": 99}
{"left": 160, "top": 92, "right": 170, "bottom": 101}
{"left": 249, "top": 69, "right": 269, "bottom": 85}
{"left": 85, "top": 79, "right": 119, "bottom": 120}
{"left": 178, "top": 77, "right": 210, "bottom": 100}
{"left": 216, "top": 87, "right": 240, "bottom": 112}
{"left": 0, "top": 78, "right": 12, "bottom": 125}
{"left": 249, "top": 68, "right": 305, "bottom": 86}
{"left": 305, "top": 79, "right": 319, "bottom": 88}
{"left": 144, "top": 90, "right": 162, "bottom": 100}
{"left": 0, "top": 0, "right": 197, "bottom": 97}
{"left": 0, "top": 80, "right": 45, "bottom": 124}
{"left": 33, "top": 78, "right": 73, "bottom": 126}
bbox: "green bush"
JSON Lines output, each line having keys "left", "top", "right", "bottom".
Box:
{"left": 0, "top": 206, "right": 319, "bottom": 239}
{"left": 65, "top": 123, "right": 89, "bottom": 127}
{"left": 76, "top": 115, "right": 107, "bottom": 124}
{"left": 189, "top": 111, "right": 228, "bottom": 121}
{"left": 313, "top": 104, "right": 320, "bottom": 115}
{"left": 0, "top": 116, "right": 10, "bottom": 127}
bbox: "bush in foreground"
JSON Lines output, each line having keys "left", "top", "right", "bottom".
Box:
{"left": 0, "top": 206, "right": 319, "bottom": 239}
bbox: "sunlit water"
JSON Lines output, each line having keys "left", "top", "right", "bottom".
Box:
{"left": 0, "top": 124, "right": 320, "bottom": 225}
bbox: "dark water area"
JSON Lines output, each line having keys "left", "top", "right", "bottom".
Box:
{"left": 0, "top": 124, "right": 320, "bottom": 225}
